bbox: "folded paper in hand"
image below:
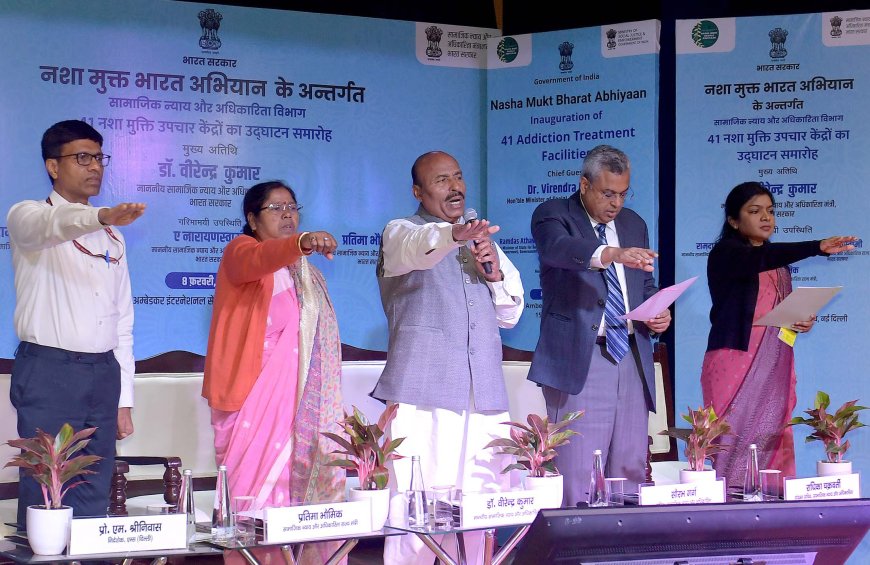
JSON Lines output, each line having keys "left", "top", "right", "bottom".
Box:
{"left": 753, "top": 286, "right": 842, "bottom": 327}
{"left": 621, "top": 276, "right": 698, "bottom": 321}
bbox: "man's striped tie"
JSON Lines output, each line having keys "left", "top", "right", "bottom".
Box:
{"left": 596, "top": 223, "right": 629, "bottom": 362}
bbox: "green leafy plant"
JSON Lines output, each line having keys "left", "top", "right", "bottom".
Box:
{"left": 788, "top": 390, "right": 867, "bottom": 463}
{"left": 322, "top": 404, "right": 406, "bottom": 490}
{"left": 4, "top": 423, "right": 101, "bottom": 509}
{"left": 485, "top": 411, "right": 584, "bottom": 478}
{"left": 659, "top": 406, "right": 732, "bottom": 472}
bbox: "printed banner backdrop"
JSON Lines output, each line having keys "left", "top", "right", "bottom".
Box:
{"left": 0, "top": 0, "right": 497, "bottom": 359}
{"left": 486, "top": 21, "right": 660, "bottom": 351}
{"left": 674, "top": 10, "right": 870, "bottom": 522}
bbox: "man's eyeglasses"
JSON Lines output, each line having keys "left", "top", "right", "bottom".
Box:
{"left": 260, "top": 203, "right": 303, "bottom": 213}
{"left": 54, "top": 152, "right": 111, "bottom": 167}
{"left": 596, "top": 187, "right": 634, "bottom": 202}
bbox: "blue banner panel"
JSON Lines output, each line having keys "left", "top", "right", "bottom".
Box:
{"left": 486, "top": 21, "right": 660, "bottom": 351}
{"left": 675, "top": 12, "right": 870, "bottom": 524}
{"left": 0, "top": 0, "right": 495, "bottom": 358}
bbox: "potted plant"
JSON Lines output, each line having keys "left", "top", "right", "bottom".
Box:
{"left": 485, "top": 410, "right": 583, "bottom": 508}
{"left": 322, "top": 404, "right": 406, "bottom": 529}
{"left": 787, "top": 390, "right": 867, "bottom": 477}
{"left": 659, "top": 405, "right": 731, "bottom": 484}
{"left": 4, "top": 423, "right": 101, "bottom": 555}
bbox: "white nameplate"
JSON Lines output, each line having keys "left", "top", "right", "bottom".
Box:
{"left": 639, "top": 479, "right": 726, "bottom": 506}
{"left": 460, "top": 490, "right": 542, "bottom": 528}
{"left": 68, "top": 514, "right": 187, "bottom": 555}
{"left": 264, "top": 501, "right": 371, "bottom": 543}
{"left": 784, "top": 473, "right": 860, "bottom": 501}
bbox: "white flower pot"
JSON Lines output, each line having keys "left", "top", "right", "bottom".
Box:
{"left": 679, "top": 469, "right": 717, "bottom": 484}
{"left": 817, "top": 460, "right": 852, "bottom": 477}
{"left": 523, "top": 474, "right": 564, "bottom": 508}
{"left": 26, "top": 505, "right": 73, "bottom": 555}
{"left": 348, "top": 487, "right": 391, "bottom": 530}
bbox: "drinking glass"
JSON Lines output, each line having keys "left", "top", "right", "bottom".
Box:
{"left": 604, "top": 477, "right": 626, "bottom": 506}
{"left": 428, "top": 485, "right": 454, "bottom": 529}
{"left": 760, "top": 469, "right": 782, "bottom": 501}
{"left": 232, "top": 495, "right": 258, "bottom": 544}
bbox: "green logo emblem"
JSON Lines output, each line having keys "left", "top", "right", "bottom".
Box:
{"left": 691, "top": 20, "right": 719, "bottom": 48}
{"left": 497, "top": 37, "right": 519, "bottom": 63}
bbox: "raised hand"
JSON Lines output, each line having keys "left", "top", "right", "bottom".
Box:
{"left": 452, "top": 219, "right": 499, "bottom": 243}
{"left": 300, "top": 230, "right": 338, "bottom": 259}
{"left": 820, "top": 236, "right": 859, "bottom": 255}
{"left": 606, "top": 246, "right": 658, "bottom": 272}
{"left": 98, "top": 203, "right": 146, "bottom": 226}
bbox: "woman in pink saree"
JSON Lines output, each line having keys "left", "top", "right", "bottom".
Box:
{"left": 700, "top": 182, "right": 856, "bottom": 488}
{"left": 202, "top": 181, "right": 344, "bottom": 563}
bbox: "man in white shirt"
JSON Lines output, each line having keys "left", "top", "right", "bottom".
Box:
{"left": 7, "top": 120, "right": 146, "bottom": 529}
{"left": 372, "top": 151, "right": 524, "bottom": 564}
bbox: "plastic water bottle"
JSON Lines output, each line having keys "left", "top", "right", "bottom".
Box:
{"left": 407, "top": 455, "right": 428, "bottom": 528}
{"left": 212, "top": 464, "right": 234, "bottom": 540}
{"left": 588, "top": 449, "right": 608, "bottom": 507}
{"left": 744, "top": 444, "right": 762, "bottom": 502}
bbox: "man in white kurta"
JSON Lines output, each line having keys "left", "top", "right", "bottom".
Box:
{"left": 372, "top": 151, "right": 524, "bottom": 564}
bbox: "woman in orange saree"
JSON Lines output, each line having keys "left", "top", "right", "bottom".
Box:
{"left": 203, "top": 181, "right": 344, "bottom": 564}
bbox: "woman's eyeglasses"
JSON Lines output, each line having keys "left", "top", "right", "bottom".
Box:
{"left": 260, "top": 203, "right": 303, "bottom": 213}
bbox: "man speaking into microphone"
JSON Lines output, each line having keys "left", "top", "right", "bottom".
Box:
{"left": 371, "top": 150, "right": 524, "bottom": 565}
{"left": 463, "top": 207, "right": 493, "bottom": 274}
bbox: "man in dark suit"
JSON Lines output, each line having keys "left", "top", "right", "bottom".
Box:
{"left": 527, "top": 144, "right": 671, "bottom": 505}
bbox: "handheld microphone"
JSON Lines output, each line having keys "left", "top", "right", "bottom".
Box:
{"left": 464, "top": 208, "right": 493, "bottom": 275}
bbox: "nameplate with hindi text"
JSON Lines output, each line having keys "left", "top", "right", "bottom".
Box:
{"left": 264, "top": 501, "right": 371, "bottom": 543}
{"left": 68, "top": 513, "right": 187, "bottom": 555}
{"left": 639, "top": 479, "right": 726, "bottom": 505}
{"left": 460, "top": 490, "right": 542, "bottom": 528}
{"left": 784, "top": 474, "right": 860, "bottom": 501}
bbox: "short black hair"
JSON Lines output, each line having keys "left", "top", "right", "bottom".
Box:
{"left": 242, "top": 181, "right": 298, "bottom": 237}
{"left": 41, "top": 120, "right": 103, "bottom": 161}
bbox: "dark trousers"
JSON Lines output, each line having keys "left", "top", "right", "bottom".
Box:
{"left": 10, "top": 341, "right": 121, "bottom": 531}
{"left": 542, "top": 336, "right": 650, "bottom": 506}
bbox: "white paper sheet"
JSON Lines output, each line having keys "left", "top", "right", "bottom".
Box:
{"left": 753, "top": 286, "right": 843, "bottom": 327}
{"left": 621, "top": 276, "right": 698, "bottom": 321}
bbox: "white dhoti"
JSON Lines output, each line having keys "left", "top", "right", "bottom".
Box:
{"left": 383, "top": 399, "right": 512, "bottom": 565}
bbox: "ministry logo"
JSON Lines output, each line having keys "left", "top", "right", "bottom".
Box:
{"left": 829, "top": 16, "right": 843, "bottom": 38}
{"left": 558, "top": 41, "right": 574, "bottom": 71}
{"left": 768, "top": 27, "right": 788, "bottom": 59}
{"left": 606, "top": 29, "right": 616, "bottom": 50}
{"left": 198, "top": 9, "right": 223, "bottom": 50}
{"left": 425, "top": 25, "right": 443, "bottom": 58}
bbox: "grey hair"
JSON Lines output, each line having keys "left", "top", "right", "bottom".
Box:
{"left": 581, "top": 144, "right": 631, "bottom": 183}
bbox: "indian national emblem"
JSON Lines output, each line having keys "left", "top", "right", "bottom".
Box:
{"left": 606, "top": 29, "right": 617, "bottom": 50}
{"left": 768, "top": 27, "right": 788, "bottom": 59}
{"left": 830, "top": 16, "right": 843, "bottom": 38}
{"left": 198, "top": 9, "right": 223, "bottom": 50}
{"left": 558, "top": 41, "right": 574, "bottom": 72}
{"left": 425, "top": 25, "right": 443, "bottom": 58}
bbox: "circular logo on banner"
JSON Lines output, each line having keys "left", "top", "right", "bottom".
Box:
{"left": 691, "top": 20, "right": 720, "bottom": 48}
{"left": 497, "top": 37, "right": 519, "bottom": 63}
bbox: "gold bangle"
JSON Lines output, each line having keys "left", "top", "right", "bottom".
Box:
{"left": 297, "top": 231, "right": 313, "bottom": 255}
